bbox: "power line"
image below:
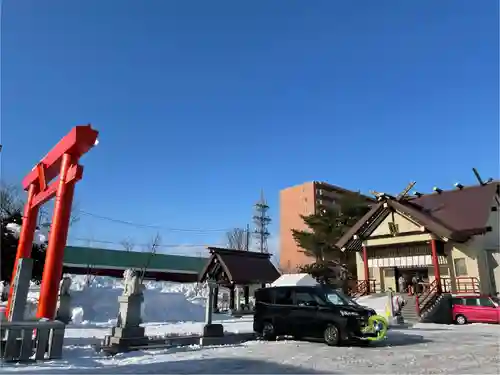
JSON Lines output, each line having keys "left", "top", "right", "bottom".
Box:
{"left": 70, "top": 236, "right": 224, "bottom": 249}
{"left": 77, "top": 210, "right": 231, "bottom": 233}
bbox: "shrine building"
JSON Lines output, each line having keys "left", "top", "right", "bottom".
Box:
{"left": 336, "top": 181, "right": 500, "bottom": 296}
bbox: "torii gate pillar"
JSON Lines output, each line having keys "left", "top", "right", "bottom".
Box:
{"left": 5, "top": 125, "right": 99, "bottom": 320}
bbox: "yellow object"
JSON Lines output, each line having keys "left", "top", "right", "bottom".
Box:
{"left": 361, "top": 315, "right": 389, "bottom": 341}
{"left": 385, "top": 303, "right": 392, "bottom": 318}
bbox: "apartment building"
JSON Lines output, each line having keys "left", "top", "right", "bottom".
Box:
{"left": 279, "top": 181, "right": 373, "bottom": 273}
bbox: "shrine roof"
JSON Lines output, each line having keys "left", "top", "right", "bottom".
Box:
{"left": 336, "top": 181, "right": 499, "bottom": 251}
{"left": 199, "top": 247, "right": 281, "bottom": 285}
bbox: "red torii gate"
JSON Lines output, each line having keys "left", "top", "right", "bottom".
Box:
{"left": 6, "top": 125, "right": 99, "bottom": 320}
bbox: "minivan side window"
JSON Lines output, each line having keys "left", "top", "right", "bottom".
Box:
{"left": 275, "top": 289, "right": 293, "bottom": 305}
{"left": 479, "top": 298, "right": 495, "bottom": 307}
{"left": 464, "top": 298, "right": 478, "bottom": 306}
{"left": 295, "top": 292, "right": 320, "bottom": 306}
{"left": 256, "top": 289, "right": 272, "bottom": 304}
{"left": 452, "top": 298, "right": 464, "bottom": 305}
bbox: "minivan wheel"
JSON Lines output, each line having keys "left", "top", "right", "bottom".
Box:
{"left": 262, "top": 322, "right": 276, "bottom": 340}
{"left": 456, "top": 315, "right": 467, "bottom": 325}
{"left": 324, "top": 324, "right": 340, "bottom": 346}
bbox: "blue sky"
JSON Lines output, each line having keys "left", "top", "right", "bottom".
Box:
{"left": 2, "top": 0, "right": 499, "bottom": 257}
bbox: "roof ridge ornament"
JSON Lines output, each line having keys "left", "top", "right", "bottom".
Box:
{"left": 396, "top": 181, "right": 416, "bottom": 201}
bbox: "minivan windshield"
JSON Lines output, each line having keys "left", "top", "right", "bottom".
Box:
{"left": 337, "top": 289, "right": 360, "bottom": 307}
{"left": 323, "top": 288, "right": 358, "bottom": 306}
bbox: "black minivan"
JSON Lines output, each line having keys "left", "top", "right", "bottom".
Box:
{"left": 253, "top": 285, "right": 377, "bottom": 346}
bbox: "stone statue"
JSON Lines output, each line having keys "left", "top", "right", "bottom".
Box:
{"left": 59, "top": 275, "right": 72, "bottom": 296}
{"left": 56, "top": 275, "right": 73, "bottom": 323}
{"left": 123, "top": 269, "right": 142, "bottom": 296}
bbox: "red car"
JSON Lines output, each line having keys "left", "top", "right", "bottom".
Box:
{"left": 452, "top": 295, "right": 500, "bottom": 325}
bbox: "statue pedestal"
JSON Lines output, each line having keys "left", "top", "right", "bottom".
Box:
{"left": 203, "top": 279, "right": 224, "bottom": 338}
{"left": 117, "top": 294, "right": 143, "bottom": 327}
{"left": 203, "top": 323, "right": 224, "bottom": 337}
{"left": 105, "top": 292, "right": 149, "bottom": 350}
{"left": 56, "top": 295, "right": 72, "bottom": 324}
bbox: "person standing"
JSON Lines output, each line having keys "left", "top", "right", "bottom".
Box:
{"left": 398, "top": 275, "right": 406, "bottom": 293}
{"left": 411, "top": 274, "right": 419, "bottom": 295}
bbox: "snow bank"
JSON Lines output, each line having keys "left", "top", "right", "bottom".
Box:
{"left": 2, "top": 275, "right": 228, "bottom": 325}
{"left": 70, "top": 287, "right": 209, "bottom": 324}
{"left": 66, "top": 275, "right": 225, "bottom": 325}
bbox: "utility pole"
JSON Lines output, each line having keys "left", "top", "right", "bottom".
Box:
{"left": 253, "top": 190, "right": 271, "bottom": 253}
{"left": 245, "top": 224, "right": 250, "bottom": 251}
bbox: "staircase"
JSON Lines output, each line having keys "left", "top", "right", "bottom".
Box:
{"left": 419, "top": 293, "right": 453, "bottom": 324}
{"left": 400, "top": 294, "right": 420, "bottom": 323}
{"left": 348, "top": 279, "right": 377, "bottom": 298}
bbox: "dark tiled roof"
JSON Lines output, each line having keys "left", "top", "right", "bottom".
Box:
{"left": 336, "top": 182, "right": 499, "bottom": 250}
{"left": 199, "top": 247, "right": 281, "bottom": 284}
{"left": 405, "top": 182, "right": 499, "bottom": 234}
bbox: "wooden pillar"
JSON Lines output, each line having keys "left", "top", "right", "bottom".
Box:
{"left": 213, "top": 286, "right": 219, "bottom": 312}
{"left": 244, "top": 286, "right": 250, "bottom": 305}
{"left": 431, "top": 239, "right": 442, "bottom": 292}
{"left": 229, "top": 285, "right": 235, "bottom": 310}
{"left": 362, "top": 246, "right": 370, "bottom": 293}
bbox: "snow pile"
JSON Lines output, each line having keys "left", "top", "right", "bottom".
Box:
{"left": 66, "top": 275, "right": 215, "bottom": 325}
{"left": 70, "top": 286, "right": 208, "bottom": 324}
{"left": 6, "top": 222, "right": 48, "bottom": 245}
{"left": 2, "top": 275, "right": 226, "bottom": 325}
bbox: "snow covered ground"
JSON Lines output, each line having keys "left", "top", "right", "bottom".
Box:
{"left": 2, "top": 319, "right": 499, "bottom": 374}
{"left": 2, "top": 276, "right": 499, "bottom": 373}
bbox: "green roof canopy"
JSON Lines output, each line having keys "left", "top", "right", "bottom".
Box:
{"left": 63, "top": 246, "right": 207, "bottom": 274}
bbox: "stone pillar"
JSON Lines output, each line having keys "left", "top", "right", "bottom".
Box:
{"left": 4, "top": 258, "right": 33, "bottom": 357}
{"left": 203, "top": 279, "right": 223, "bottom": 337}
{"left": 205, "top": 282, "right": 214, "bottom": 325}
{"left": 105, "top": 269, "right": 148, "bottom": 350}
{"left": 8, "top": 258, "right": 33, "bottom": 322}
{"left": 56, "top": 275, "right": 72, "bottom": 324}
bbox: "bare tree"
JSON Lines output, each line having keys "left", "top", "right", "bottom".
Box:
{"left": 0, "top": 183, "right": 24, "bottom": 218}
{"left": 139, "top": 232, "right": 161, "bottom": 283}
{"left": 39, "top": 201, "right": 81, "bottom": 228}
{"left": 225, "top": 228, "right": 248, "bottom": 250}
{"left": 120, "top": 238, "right": 135, "bottom": 252}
